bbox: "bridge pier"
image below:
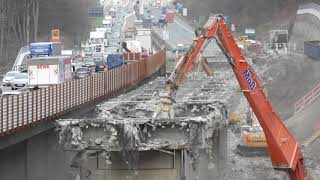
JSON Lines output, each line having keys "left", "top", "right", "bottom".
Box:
{"left": 0, "top": 130, "right": 71, "bottom": 180}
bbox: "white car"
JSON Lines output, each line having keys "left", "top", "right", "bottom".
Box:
{"left": 11, "top": 73, "right": 28, "bottom": 89}
{"left": 2, "top": 71, "right": 19, "bottom": 86}
{"left": 2, "top": 90, "right": 22, "bottom": 96}
{"left": 2, "top": 88, "right": 29, "bottom": 96}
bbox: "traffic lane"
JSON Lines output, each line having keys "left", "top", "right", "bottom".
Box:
{"left": 173, "top": 15, "right": 220, "bottom": 56}
{"left": 148, "top": 6, "right": 220, "bottom": 55}
{"left": 149, "top": 6, "right": 194, "bottom": 45}
{"left": 154, "top": 18, "right": 220, "bottom": 57}
{"left": 153, "top": 21, "right": 194, "bottom": 47}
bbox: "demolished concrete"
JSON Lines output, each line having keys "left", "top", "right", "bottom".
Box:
{"left": 55, "top": 50, "right": 311, "bottom": 180}
{"left": 56, "top": 74, "right": 232, "bottom": 180}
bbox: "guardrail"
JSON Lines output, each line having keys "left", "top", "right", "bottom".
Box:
{"left": 13, "top": 46, "right": 29, "bottom": 67}
{"left": 299, "top": 3, "right": 320, "bottom": 11}
{"left": 0, "top": 49, "right": 166, "bottom": 136}
{"left": 294, "top": 81, "right": 320, "bottom": 113}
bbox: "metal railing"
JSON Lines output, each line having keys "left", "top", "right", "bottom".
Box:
{"left": 0, "top": 49, "right": 165, "bottom": 136}
{"left": 294, "top": 81, "right": 320, "bottom": 113}
{"left": 299, "top": 3, "right": 320, "bottom": 12}
{"left": 13, "top": 46, "right": 29, "bottom": 67}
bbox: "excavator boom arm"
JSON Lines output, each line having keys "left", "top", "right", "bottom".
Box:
{"left": 163, "top": 15, "right": 305, "bottom": 179}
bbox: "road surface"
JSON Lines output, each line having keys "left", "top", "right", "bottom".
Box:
{"left": 147, "top": 5, "right": 221, "bottom": 58}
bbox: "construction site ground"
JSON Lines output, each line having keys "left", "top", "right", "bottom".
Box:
{"left": 216, "top": 7, "right": 320, "bottom": 178}
{"left": 223, "top": 51, "right": 320, "bottom": 179}
{"left": 56, "top": 51, "right": 320, "bottom": 179}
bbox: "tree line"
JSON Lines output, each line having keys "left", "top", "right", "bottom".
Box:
{"left": 0, "top": 0, "right": 96, "bottom": 65}
{"left": 0, "top": 0, "right": 39, "bottom": 57}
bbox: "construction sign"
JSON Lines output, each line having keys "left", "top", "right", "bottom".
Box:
{"left": 51, "top": 29, "right": 60, "bottom": 42}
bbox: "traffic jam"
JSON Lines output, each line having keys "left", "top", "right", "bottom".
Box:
{"left": 1, "top": 0, "right": 145, "bottom": 96}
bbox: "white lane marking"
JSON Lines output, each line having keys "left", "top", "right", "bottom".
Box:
{"left": 174, "top": 18, "right": 194, "bottom": 34}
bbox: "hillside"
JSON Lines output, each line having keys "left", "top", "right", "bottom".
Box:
{"left": 181, "top": 0, "right": 300, "bottom": 39}
{"left": 38, "top": 0, "right": 96, "bottom": 48}
{"left": 0, "top": 0, "right": 96, "bottom": 66}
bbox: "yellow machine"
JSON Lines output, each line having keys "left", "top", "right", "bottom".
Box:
{"left": 229, "top": 113, "right": 241, "bottom": 124}
{"left": 237, "top": 109, "right": 268, "bottom": 156}
{"left": 241, "top": 126, "right": 267, "bottom": 148}
{"left": 127, "top": 25, "right": 136, "bottom": 33}
{"left": 237, "top": 36, "right": 252, "bottom": 48}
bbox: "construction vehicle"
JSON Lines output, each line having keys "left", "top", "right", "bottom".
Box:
{"left": 237, "top": 108, "right": 269, "bottom": 156}
{"left": 155, "top": 14, "right": 306, "bottom": 180}
{"left": 229, "top": 113, "right": 241, "bottom": 124}
{"left": 237, "top": 36, "right": 255, "bottom": 49}
{"left": 125, "top": 24, "right": 137, "bottom": 38}
{"left": 238, "top": 124, "right": 268, "bottom": 156}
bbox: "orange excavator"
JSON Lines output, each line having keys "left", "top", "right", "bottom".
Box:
{"left": 155, "top": 15, "right": 306, "bottom": 180}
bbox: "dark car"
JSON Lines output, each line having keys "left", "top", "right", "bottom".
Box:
{"left": 152, "top": 18, "right": 158, "bottom": 26}
{"left": 158, "top": 15, "right": 167, "bottom": 28}
{"left": 75, "top": 67, "right": 92, "bottom": 79}
{"left": 95, "top": 61, "right": 105, "bottom": 72}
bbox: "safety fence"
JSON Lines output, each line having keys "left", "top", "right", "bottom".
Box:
{"left": 294, "top": 81, "right": 320, "bottom": 113}
{"left": 0, "top": 49, "right": 165, "bottom": 136}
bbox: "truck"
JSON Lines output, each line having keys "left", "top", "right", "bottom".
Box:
{"left": 139, "top": 5, "right": 144, "bottom": 15}
{"left": 109, "top": 7, "right": 117, "bottom": 18}
{"left": 245, "top": 28, "right": 256, "bottom": 40}
{"left": 156, "top": 0, "right": 161, "bottom": 8}
{"left": 30, "top": 42, "right": 61, "bottom": 57}
{"left": 161, "top": 6, "right": 168, "bottom": 14}
{"left": 175, "top": 3, "right": 183, "bottom": 15}
{"left": 27, "top": 56, "right": 72, "bottom": 89}
{"left": 158, "top": 15, "right": 167, "bottom": 28}
{"left": 304, "top": 41, "right": 320, "bottom": 60}
{"left": 134, "top": 20, "right": 144, "bottom": 29}
{"left": 269, "top": 30, "right": 288, "bottom": 50}
{"left": 182, "top": 8, "right": 187, "bottom": 16}
{"left": 102, "top": 20, "right": 111, "bottom": 28}
{"left": 136, "top": 29, "right": 152, "bottom": 53}
{"left": 106, "top": 54, "right": 124, "bottom": 70}
{"left": 89, "top": 31, "right": 106, "bottom": 53}
{"left": 125, "top": 24, "right": 137, "bottom": 38}
{"left": 142, "top": 16, "right": 152, "bottom": 28}
{"left": 82, "top": 44, "right": 96, "bottom": 57}
{"left": 166, "top": 11, "right": 175, "bottom": 23}
{"left": 103, "top": 16, "right": 113, "bottom": 27}
{"left": 223, "top": 15, "right": 231, "bottom": 26}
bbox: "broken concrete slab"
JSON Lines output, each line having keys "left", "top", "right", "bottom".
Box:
{"left": 56, "top": 71, "right": 234, "bottom": 180}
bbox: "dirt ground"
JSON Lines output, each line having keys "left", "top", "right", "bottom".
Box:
{"left": 262, "top": 53, "right": 320, "bottom": 120}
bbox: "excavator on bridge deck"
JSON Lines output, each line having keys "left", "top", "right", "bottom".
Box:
{"left": 154, "top": 14, "right": 307, "bottom": 180}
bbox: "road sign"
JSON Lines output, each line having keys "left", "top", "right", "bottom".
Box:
{"left": 51, "top": 29, "right": 60, "bottom": 42}
{"left": 52, "top": 29, "right": 59, "bottom": 39}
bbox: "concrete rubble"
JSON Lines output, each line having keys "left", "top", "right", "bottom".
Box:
{"left": 56, "top": 73, "right": 233, "bottom": 179}
{"left": 55, "top": 52, "right": 316, "bottom": 180}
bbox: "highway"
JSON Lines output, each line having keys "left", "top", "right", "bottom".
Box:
{"left": 146, "top": 5, "right": 222, "bottom": 58}
{"left": 0, "top": 3, "right": 212, "bottom": 131}
{"left": 298, "top": 3, "right": 320, "bottom": 19}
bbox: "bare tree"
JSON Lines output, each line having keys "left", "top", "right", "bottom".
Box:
{"left": 32, "top": 0, "right": 39, "bottom": 42}
{"left": 0, "top": 0, "right": 5, "bottom": 54}
{"left": 0, "top": 0, "right": 94, "bottom": 64}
